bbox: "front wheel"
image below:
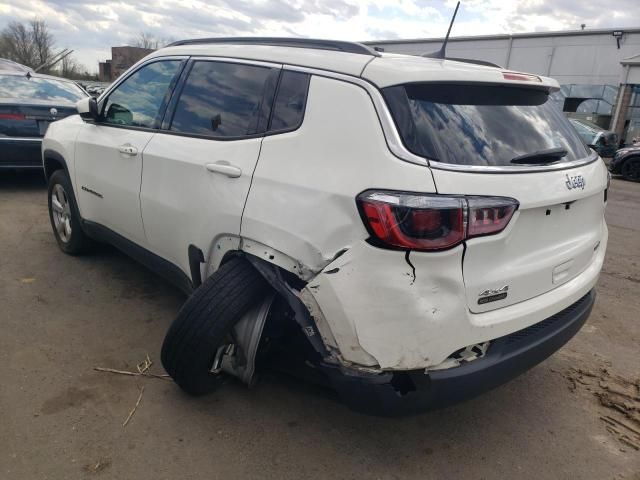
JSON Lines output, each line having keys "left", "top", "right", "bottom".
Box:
{"left": 621, "top": 157, "right": 640, "bottom": 182}
{"left": 47, "top": 170, "right": 93, "bottom": 254}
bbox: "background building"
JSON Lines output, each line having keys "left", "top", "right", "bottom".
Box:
{"left": 368, "top": 28, "right": 640, "bottom": 145}
{"left": 98, "top": 46, "right": 154, "bottom": 82}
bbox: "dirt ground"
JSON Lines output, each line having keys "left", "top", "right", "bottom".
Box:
{"left": 1, "top": 170, "right": 639, "bottom": 480}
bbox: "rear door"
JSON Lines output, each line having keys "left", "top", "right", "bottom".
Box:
{"left": 140, "top": 59, "right": 280, "bottom": 275}
{"left": 383, "top": 83, "right": 608, "bottom": 313}
{"left": 74, "top": 59, "right": 184, "bottom": 246}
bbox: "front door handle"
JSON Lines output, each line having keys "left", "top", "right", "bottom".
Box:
{"left": 118, "top": 144, "right": 138, "bottom": 156}
{"left": 205, "top": 161, "right": 242, "bottom": 178}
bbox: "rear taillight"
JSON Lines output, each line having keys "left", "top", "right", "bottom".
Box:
{"left": 357, "top": 191, "right": 518, "bottom": 251}
{"left": 0, "top": 113, "right": 26, "bottom": 120}
{"left": 467, "top": 197, "right": 518, "bottom": 238}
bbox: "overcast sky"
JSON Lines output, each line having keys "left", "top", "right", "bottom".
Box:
{"left": 1, "top": 0, "right": 639, "bottom": 72}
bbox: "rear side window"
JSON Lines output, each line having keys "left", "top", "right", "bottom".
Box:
{"left": 170, "top": 61, "right": 272, "bottom": 138}
{"left": 383, "top": 84, "right": 590, "bottom": 167}
{"left": 268, "top": 71, "right": 310, "bottom": 132}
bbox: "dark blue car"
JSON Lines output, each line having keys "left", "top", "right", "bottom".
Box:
{"left": 0, "top": 64, "right": 87, "bottom": 169}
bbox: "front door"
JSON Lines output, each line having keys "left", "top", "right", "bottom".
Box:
{"left": 74, "top": 59, "right": 184, "bottom": 246}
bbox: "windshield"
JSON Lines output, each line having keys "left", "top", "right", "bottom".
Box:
{"left": 0, "top": 74, "right": 86, "bottom": 103}
{"left": 383, "top": 84, "right": 590, "bottom": 167}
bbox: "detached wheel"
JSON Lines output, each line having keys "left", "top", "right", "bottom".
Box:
{"left": 47, "top": 170, "right": 93, "bottom": 254}
{"left": 621, "top": 157, "right": 640, "bottom": 182}
{"left": 161, "top": 256, "right": 271, "bottom": 395}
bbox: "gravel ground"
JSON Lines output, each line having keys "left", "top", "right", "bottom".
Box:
{"left": 1, "top": 170, "right": 639, "bottom": 480}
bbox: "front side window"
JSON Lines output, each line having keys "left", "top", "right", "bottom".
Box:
{"left": 384, "top": 84, "right": 590, "bottom": 167}
{"left": 170, "top": 61, "right": 272, "bottom": 138}
{"left": 0, "top": 74, "right": 86, "bottom": 103}
{"left": 103, "top": 60, "right": 182, "bottom": 128}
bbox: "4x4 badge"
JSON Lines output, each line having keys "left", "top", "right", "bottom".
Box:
{"left": 565, "top": 174, "right": 585, "bottom": 190}
{"left": 478, "top": 285, "right": 509, "bottom": 305}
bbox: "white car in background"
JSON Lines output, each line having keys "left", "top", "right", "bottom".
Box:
{"left": 42, "top": 38, "right": 608, "bottom": 415}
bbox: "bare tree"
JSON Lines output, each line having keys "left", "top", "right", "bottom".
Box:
{"left": 132, "top": 32, "right": 172, "bottom": 50}
{"left": 30, "top": 19, "right": 54, "bottom": 67}
{"left": 0, "top": 21, "right": 37, "bottom": 67}
{"left": 0, "top": 19, "right": 55, "bottom": 71}
{"left": 0, "top": 19, "right": 92, "bottom": 79}
{"left": 59, "top": 54, "right": 81, "bottom": 78}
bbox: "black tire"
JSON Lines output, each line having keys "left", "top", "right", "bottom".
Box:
{"left": 161, "top": 256, "right": 272, "bottom": 395}
{"left": 621, "top": 157, "right": 640, "bottom": 182}
{"left": 47, "top": 169, "right": 93, "bottom": 254}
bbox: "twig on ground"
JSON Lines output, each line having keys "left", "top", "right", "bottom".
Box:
{"left": 94, "top": 366, "right": 170, "bottom": 380}
{"left": 137, "top": 354, "right": 153, "bottom": 374}
{"left": 123, "top": 386, "right": 144, "bottom": 427}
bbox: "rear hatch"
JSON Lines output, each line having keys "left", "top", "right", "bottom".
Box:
{"left": 0, "top": 72, "right": 84, "bottom": 138}
{"left": 383, "top": 82, "right": 608, "bottom": 313}
{"left": 0, "top": 101, "right": 77, "bottom": 138}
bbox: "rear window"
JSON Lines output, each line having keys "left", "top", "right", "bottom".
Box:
{"left": 383, "top": 84, "right": 590, "bottom": 167}
{"left": 0, "top": 74, "right": 86, "bottom": 103}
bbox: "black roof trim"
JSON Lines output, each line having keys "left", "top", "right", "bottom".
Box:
{"left": 445, "top": 56, "right": 502, "bottom": 68}
{"left": 166, "top": 37, "right": 382, "bottom": 57}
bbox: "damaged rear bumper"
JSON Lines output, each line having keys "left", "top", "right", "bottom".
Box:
{"left": 323, "top": 290, "right": 595, "bottom": 416}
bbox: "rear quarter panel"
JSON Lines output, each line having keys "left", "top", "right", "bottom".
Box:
{"left": 240, "top": 75, "right": 437, "bottom": 274}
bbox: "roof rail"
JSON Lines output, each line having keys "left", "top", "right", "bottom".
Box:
{"left": 165, "top": 37, "right": 382, "bottom": 57}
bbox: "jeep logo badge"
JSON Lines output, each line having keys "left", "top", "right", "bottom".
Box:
{"left": 565, "top": 174, "right": 585, "bottom": 190}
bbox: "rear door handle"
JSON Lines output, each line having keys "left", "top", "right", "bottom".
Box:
{"left": 118, "top": 144, "right": 138, "bottom": 156}
{"left": 205, "top": 162, "right": 242, "bottom": 178}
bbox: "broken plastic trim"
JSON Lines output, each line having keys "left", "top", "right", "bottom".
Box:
{"left": 244, "top": 254, "right": 330, "bottom": 358}
{"left": 428, "top": 341, "right": 491, "bottom": 371}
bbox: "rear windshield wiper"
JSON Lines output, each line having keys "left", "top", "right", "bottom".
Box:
{"left": 510, "top": 147, "right": 568, "bottom": 165}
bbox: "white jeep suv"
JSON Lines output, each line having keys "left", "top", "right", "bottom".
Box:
{"left": 43, "top": 38, "right": 608, "bottom": 415}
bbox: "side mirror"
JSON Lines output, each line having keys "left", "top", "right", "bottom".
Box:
{"left": 76, "top": 97, "right": 99, "bottom": 121}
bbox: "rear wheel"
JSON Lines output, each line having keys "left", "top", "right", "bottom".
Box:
{"left": 47, "top": 170, "right": 93, "bottom": 254}
{"left": 621, "top": 157, "right": 640, "bottom": 182}
{"left": 161, "top": 256, "right": 272, "bottom": 395}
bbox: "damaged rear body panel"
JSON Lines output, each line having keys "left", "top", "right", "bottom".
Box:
{"left": 301, "top": 232, "right": 604, "bottom": 372}
{"left": 237, "top": 62, "right": 608, "bottom": 405}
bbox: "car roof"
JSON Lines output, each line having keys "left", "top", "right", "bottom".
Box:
{"left": 0, "top": 58, "right": 33, "bottom": 73}
{"left": 151, "top": 40, "right": 559, "bottom": 90}
{"left": 0, "top": 69, "right": 81, "bottom": 85}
